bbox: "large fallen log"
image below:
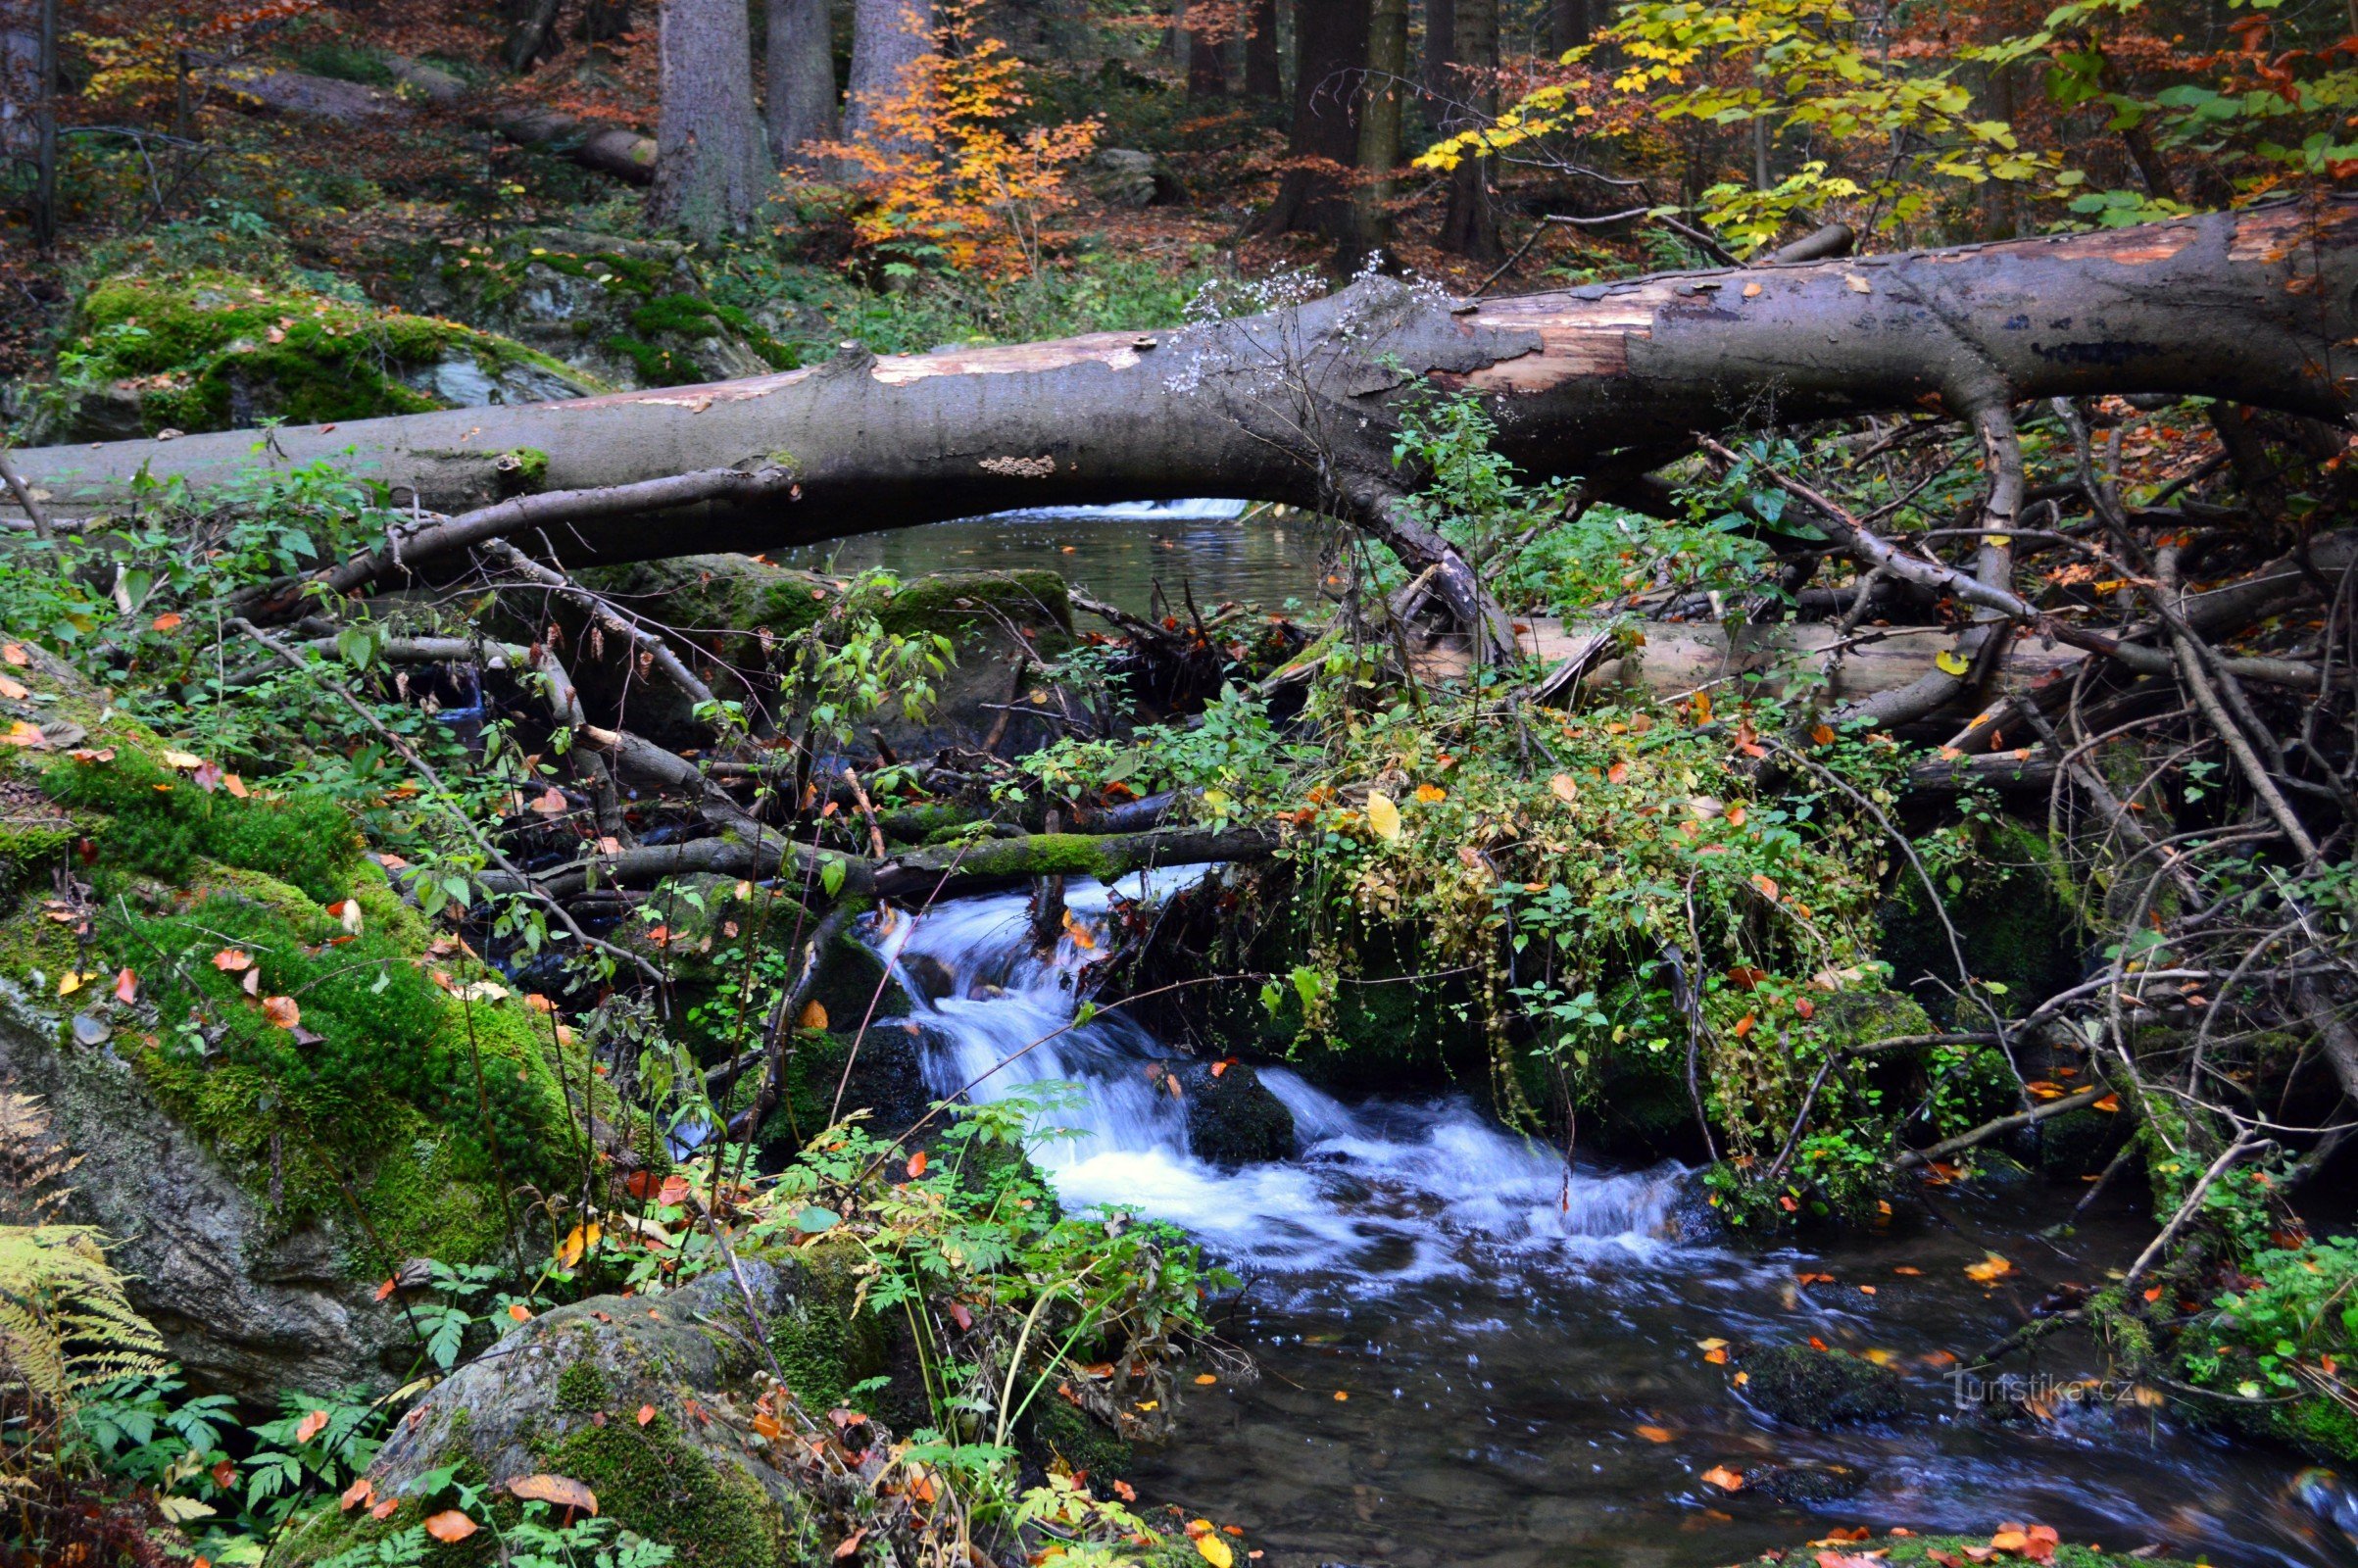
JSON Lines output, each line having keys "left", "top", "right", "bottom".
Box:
{"left": 13, "top": 201, "right": 2356, "bottom": 705}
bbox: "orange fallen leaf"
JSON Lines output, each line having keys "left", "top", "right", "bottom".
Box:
{"left": 508, "top": 1473, "right": 598, "bottom": 1515}
{"left": 369, "top": 1495, "right": 399, "bottom": 1521}
{"left": 0, "top": 674, "right": 25, "bottom": 700}
{"left": 1964, "top": 1252, "right": 2014, "bottom": 1284}
{"left": 260, "top": 996, "right": 301, "bottom": 1030}
{"left": 152, "top": 612, "right": 184, "bottom": 632}
{"left": 340, "top": 1477, "right": 373, "bottom": 1511}
{"left": 1634, "top": 1424, "right": 1675, "bottom": 1443}
{"left": 637, "top": 1404, "right": 657, "bottom": 1427}
{"left": 799, "top": 999, "right": 828, "bottom": 1031}
{"left": 906, "top": 1151, "right": 928, "bottom": 1179}
{"left": 508, "top": 1302, "right": 533, "bottom": 1323}
{"left": 295, "top": 1409, "right": 329, "bottom": 1444}
{"left": 1751, "top": 873, "right": 1780, "bottom": 903}
{"left": 1, "top": 644, "right": 25, "bottom": 666}
{"left": 424, "top": 1510, "right": 478, "bottom": 1544}
{"left": 1698, "top": 1465, "right": 1744, "bottom": 1492}
{"left": 1606, "top": 760, "right": 1631, "bottom": 785}
{"left": 113, "top": 967, "right": 137, "bottom": 1004}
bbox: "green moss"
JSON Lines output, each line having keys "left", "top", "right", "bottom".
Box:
{"left": 42, "top": 746, "right": 359, "bottom": 903}
{"left": 1880, "top": 817, "right": 2082, "bottom": 1027}
{"left": 556, "top": 1359, "right": 613, "bottom": 1414}
{"left": 1021, "top": 1391, "right": 1134, "bottom": 1481}
{"left": 538, "top": 1408, "right": 796, "bottom": 1568}
{"left": 865, "top": 569, "right": 1071, "bottom": 641}
{"left": 1724, "top": 1538, "right": 2193, "bottom": 1568}
{"left": 57, "top": 269, "right": 604, "bottom": 435}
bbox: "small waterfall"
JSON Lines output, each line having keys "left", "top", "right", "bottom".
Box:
{"left": 865, "top": 870, "right": 1689, "bottom": 1282}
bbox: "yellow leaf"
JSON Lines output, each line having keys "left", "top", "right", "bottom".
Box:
{"left": 159, "top": 749, "right": 205, "bottom": 769}
{"left": 1196, "top": 1532, "right": 1236, "bottom": 1568}
{"left": 57, "top": 970, "right": 88, "bottom": 996}
{"left": 1935, "top": 651, "right": 1972, "bottom": 677}
{"left": 1414, "top": 783, "right": 1447, "bottom": 804}
{"left": 1964, "top": 1252, "right": 2013, "bottom": 1284}
{"left": 1366, "top": 791, "right": 1401, "bottom": 841}
{"left": 559, "top": 1223, "right": 602, "bottom": 1268}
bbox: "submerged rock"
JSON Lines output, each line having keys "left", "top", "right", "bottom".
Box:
{"left": 1738, "top": 1344, "right": 1907, "bottom": 1428}
{"left": 1747, "top": 1458, "right": 1870, "bottom": 1504}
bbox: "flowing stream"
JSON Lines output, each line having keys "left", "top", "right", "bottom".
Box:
{"left": 862, "top": 874, "right": 2357, "bottom": 1568}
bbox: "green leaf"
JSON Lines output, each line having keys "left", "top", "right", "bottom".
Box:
{"left": 820, "top": 858, "right": 847, "bottom": 898}
{"left": 795, "top": 1205, "right": 841, "bottom": 1234}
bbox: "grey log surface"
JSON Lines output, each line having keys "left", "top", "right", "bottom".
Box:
{"left": 11, "top": 201, "right": 2355, "bottom": 570}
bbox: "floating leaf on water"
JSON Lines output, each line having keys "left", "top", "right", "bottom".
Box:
{"left": 1698, "top": 1464, "right": 1744, "bottom": 1492}
{"left": 1964, "top": 1252, "right": 2014, "bottom": 1284}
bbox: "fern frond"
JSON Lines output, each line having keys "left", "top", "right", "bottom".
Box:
{"left": 0, "top": 1226, "right": 167, "bottom": 1414}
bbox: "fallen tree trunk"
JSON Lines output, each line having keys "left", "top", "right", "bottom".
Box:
{"left": 13, "top": 201, "right": 2357, "bottom": 686}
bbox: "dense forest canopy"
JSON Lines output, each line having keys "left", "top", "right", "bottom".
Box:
{"left": 3, "top": 0, "right": 2358, "bottom": 1566}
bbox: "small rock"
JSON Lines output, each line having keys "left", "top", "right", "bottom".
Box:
{"left": 1084, "top": 148, "right": 1168, "bottom": 209}
{"left": 1175, "top": 1058, "right": 1297, "bottom": 1166}
{"left": 1749, "top": 1459, "right": 1869, "bottom": 1504}
{"left": 70, "top": 1013, "right": 111, "bottom": 1046}
{"left": 1739, "top": 1344, "right": 1907, "bottom": 1428}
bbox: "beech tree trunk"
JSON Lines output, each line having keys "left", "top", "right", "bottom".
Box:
{"left": 649, "top": 0, "right": 776, "bottom": 237}
{"left": 1438, "top": 0, "right": 1498, "bottom": 259}
{"left": 1547, "top": 0, "right": 1587, "bottom": 55}
{"left": 767, "top": 0, "right": 839, "bottom": 169}
{"left": 1419, "top": 0, "right": 1453, "bottom": 114}
{"left": 843, "top": 0, "right": 934, "bottom": 158}
{"left": 15, "top": 204, "right": 2358, "bottom": 673}
{"left": 1347, "top": 0, "right": 1409, "bottom": 264}
{"left": 0, "top": 0, "right": 36, "bottom": 160}
{"left": 1255, "top": 0, "right": 1368, "bottom": 240}
{"left": 1245, "top": 0, "right": 1282, "bottom": 100}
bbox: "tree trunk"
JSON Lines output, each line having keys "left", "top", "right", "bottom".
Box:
{"left": 1439, "top": 0, "right": 1498, "bottom": 259}
{"left": 766, "top": 0, "right": 838, "bottom": 169}
{"left": 1180, "top": 0, "right": 1230, "bottom": 97}
{"left": 1245, "top": 0, "right": 1282, "bottom": 100}
{"left": 14, "top": 205, "right": 2357, "bottom": 663}
{"left": 648, "top": 0, "right": 775, "bottom": 237}
{"left": 0, "top": 0, "right": 36, "bottom": 161}
{"left": 1254, "top": 0, "right": 1369, "bottom": 241}
{"left": 1419, "top": 0, "right": 1453, "bottom": 114}
{"left": 843, "top": 0, "right": 934, "bottom": 159}
{"left": 1547, "top": 0, "right": 1587, "bottom": 55}
{"left": 1347, "top": 0, "right": 1409, "bottom": 264}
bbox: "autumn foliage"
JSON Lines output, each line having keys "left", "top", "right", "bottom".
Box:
{"left": 822, "top": 0, "right": 1101, "bottom": 276}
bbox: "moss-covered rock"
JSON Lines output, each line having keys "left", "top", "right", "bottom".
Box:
{"left": 0, "top": 643, "right": 603, "bottom": 1397}
{"left": 1739, "top": 1344, "right": 1908, "bottom": 1428}
{"left": 398, "top": 227, "right": 799, "bottom": 390}
{"left": 1881, "top": 817, "right": 2083, "bottom": 1028}
{"left": 21, "top": 268, "right": 606, "bottom": 441}
{"left": 272, "top": 1263, "right": 835, "bottom": 1568}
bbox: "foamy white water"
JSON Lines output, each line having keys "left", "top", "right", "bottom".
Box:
{"left": 864, "top": 871, "right": 1690, "bottom": 1282}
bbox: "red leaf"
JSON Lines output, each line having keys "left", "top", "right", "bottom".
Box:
{"left": 113, "top": 967, "right": 137, "bottom": 1004}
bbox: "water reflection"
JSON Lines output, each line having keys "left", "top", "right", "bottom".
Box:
{"left": 774, "top": 500, "right": 1328, "bottom": 618}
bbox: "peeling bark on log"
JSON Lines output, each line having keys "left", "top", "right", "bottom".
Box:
{"left": 14, "top": 202, "right": 2358, "bottom": 673}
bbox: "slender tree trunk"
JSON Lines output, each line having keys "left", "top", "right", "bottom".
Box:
{"left": 648, "top": 0, "right": 776, "bottom": 237}
{"left": 1420, "top": 0, "right": 1454, "bottom": 111}
{"left": 843, "top": 0, "right": 934, "bottom": 159}
{"left": 1245, "top": 0, "right": 1282, "bottom": 99}
{"left": 1182, "top": 0, "right": 1231, "bottom": 97}
{"left": 1253, "top": 0, "right": 1369, "bottom": 240}
{"left": 30, "top": 0, "right": 52, "bottom": 251}
{"left": 505, "top": 0, "right": 565, "bottom": 72}
{"left": 766, "top": 0, "right": 838, "bottom": 168}
{"left": 1348, "top": 0, "right": 1408, "bottom": 265}
{"left": 0, "top": 0, "right": 38, "bottom": 161}
{"left": 1547, "top": 0, "right": 1586, "bottom": 54}
{"left": 1438, "top": 0, "right": 1498, "bottom": 258}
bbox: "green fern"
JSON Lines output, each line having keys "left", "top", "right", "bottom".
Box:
{"left": 0, "top": 1226, "right": 167, "bottom": 1412}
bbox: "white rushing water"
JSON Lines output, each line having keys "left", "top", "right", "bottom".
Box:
{"left": 863, "top": 870, "right": 1689, "bottom": 1285}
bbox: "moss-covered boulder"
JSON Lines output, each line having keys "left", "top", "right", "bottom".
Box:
{"left": 1738, "top": 1344, "right": 1908, "bottom": 1428}
{"left": 1881, "top": 817, "right": 2083, "bottom": 1027}
{"left": 272, "top": 1262, "right": 845, "bottom": 1568}
{"left": 19, "top": 268, "right": 606, "bottom": 442}
{"left": 398, "top": 227, "right": 800, "bottom": 390}
{"left": 1171, "top": 1058, "right": 1296, "bottom": 1166}
{"left": 0, "top": 642, "right": 598, "bottom": 1398}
